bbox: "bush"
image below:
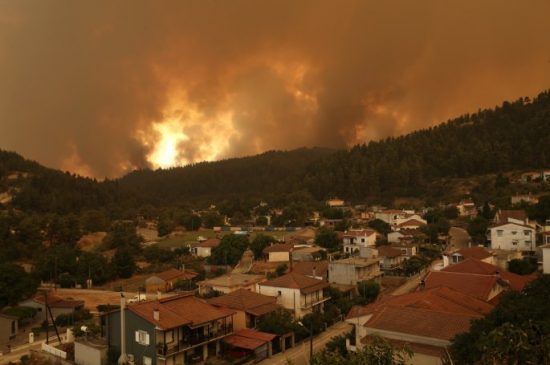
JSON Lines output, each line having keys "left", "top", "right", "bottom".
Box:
{"left": 508, "top": 257, "right": 537, "bottom": 275}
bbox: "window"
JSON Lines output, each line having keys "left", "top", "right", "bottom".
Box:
{"left": 497, "top": 230, "right": 503, "bottom": 237}
{"left": 511, "top": 231, "right": 517, "bottom": 235}
{"left": 143, "top": 357, "right": 152, "bottom": 365}
{"left": 277, "top": 291, "right": 282, "bottom": 296}
{"left": 524, "top": 230, "right": 531, "bottom": 236}
{"left": 135, "top": 330, "right": 150, "bottom": 346}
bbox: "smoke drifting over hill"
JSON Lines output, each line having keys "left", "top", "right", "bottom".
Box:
{"left": 1, "top": 1, "right": 549, "bottom": 177}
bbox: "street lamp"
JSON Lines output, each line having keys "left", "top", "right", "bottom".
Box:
{"left": 298, "top": 321, "right": 313, "bottom": 365}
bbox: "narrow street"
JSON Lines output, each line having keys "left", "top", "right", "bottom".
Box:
{"left": 260, "top": 321, "right": 352, "bottom": 365}
{"left": 448, "top": 227, "right": 471, "bottom": 251}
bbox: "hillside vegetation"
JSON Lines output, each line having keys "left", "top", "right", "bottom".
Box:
{"left": 1, "top": 90, "right": 550, "bottom": 212}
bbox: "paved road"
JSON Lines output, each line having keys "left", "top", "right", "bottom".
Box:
{"left": 448, "top": 227, "right": 471, "bottom": 251}
{"left": 260, "top": 321, "right": 352, "bottom": 365}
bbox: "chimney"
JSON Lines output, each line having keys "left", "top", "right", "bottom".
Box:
{"left": 157, "top": 290, "right": 162, "bottom": 300}
{"left": 153, "top": 309, "right": 160, "bottom": 321}
{"left": 312, "top": 266, "right": 316, "bottom": 279}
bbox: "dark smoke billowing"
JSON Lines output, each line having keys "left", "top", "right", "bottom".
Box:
{"left": 1, "top": 0, "right": 549, "bottom": 177}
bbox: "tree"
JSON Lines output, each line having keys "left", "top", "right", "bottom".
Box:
{"left": 202, "top": 211, "right": 224, "bottom": 229}
{"left": 507, "top": 257, "right": 537, "bottom": 275}
{"left": 103, "top": 221, "right": 142, "bottom": 253}
{"left": 356, "top": 280, "right": 380, "bottom": 304}
{"left": 443, "top": 205, "right": 459, "bottom": 219}
{"left": 257, "top": 309, "right": 298, "bottom": 335}
{"left": 255, "top": 216, "right": 268, "bottom": 226}
{"left": 250, "top": 234, "right": 276, "bottom": 259}
{"left": 275, "top": 263, "right": 288, "bottom": 277}
{"left": 143, "top": 244, "right": 173, "bottom": 263}
{"left": 312, "top": 335, "right": 411, "bottom": 365}
{"left": 0, "top": 263, "right": 38, "bottom": 307}
{"left": 315, "top": 228, "right": 340, "bottom": 252}
{"left": 368, "top": 219, "right": 392, "bottom": 236}
{"left": 111, "top": 247, "right": 136, "bottom": 279}
{"left": 182, "top": 214, "right": 201, "bottom": 231}
{"left": 402, "top": 256, "right": 429, "bottom": 276}
{"left": 75, "top": 251, "right": 113, "bottom": 285}
{"left": 209, "top": 234, "right": 249, "bottom": 265}
{"left": 467, "top": 216, "right": 489, "bottom": 245}
{"left": 157, "top": 213, "right": 175, "bottom": 237}
{"left": 528, "top": 194, "right": 550, "bottom": 223}
{"left": 81, "top": 209, "right": 110, "bottom": 233}
{"left": 450, "top": 275, "right": 550, "bottom": 364}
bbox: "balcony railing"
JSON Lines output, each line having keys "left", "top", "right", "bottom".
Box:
{"left": 157, "top": 324, "right": 233, "bottom": 357}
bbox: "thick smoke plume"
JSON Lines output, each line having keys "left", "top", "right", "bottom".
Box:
{"left": 1, "top": 1, "right": 549, "bottom": 177}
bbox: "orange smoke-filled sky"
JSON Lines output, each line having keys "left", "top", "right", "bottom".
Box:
{"left": 0, "top": 0, "right": 549, "bottom": 178}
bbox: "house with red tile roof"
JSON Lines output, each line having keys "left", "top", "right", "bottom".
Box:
{"left": 262, "top": 243, "right": 294, "bottom": 262}
{"left": 440, "top": 258, "right": 534, "bottom": 292}
{"left": 207, "top": 289, "right": 281, "bottom": 331}
{"left": 377, "top": 246, "right": 405, "bottom": 271}
{"left": 145, "top": 268, "right": 198, "bottom": 293}
{"left": 395, "top": 218, "right": 427, "bottom": 231}
{"left": 103, "top": 293, "right": 235, "bottom": 365}
{"left": 342, "top": 229, "right": 377, "bottom": 254}
{"left": 20, "top": 292, "right": 84, "bottom": 322}
{"left": 345, "top": 287, "right": 492, "bottom": 365}
{"left": 191, "top": 238, "right": 220, "bottom": 258}
{"left": 256, "top": 272, "right": 329, "bottom": 318}
{"left": 444, "top": 246, "right": 495, "bottom": 267}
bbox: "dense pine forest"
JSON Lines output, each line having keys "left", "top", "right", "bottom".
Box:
{"left": 1, "top": 90, "right": 550, "bottom": 213}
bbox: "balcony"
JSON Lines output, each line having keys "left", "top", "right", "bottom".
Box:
{"left": 156, "top": 324, "right": 233, "bottom": 358}
{"left": 301, "top": 297, "right": 330, "bottom": 310}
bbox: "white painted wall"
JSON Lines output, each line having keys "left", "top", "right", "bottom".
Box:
{"left": 489, "top": 223, "right": 535, "bottom": 251}
{"left": 542, "top": 246, "right": 550, "bottom": 274}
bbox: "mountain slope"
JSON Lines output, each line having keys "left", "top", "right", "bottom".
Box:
{"left": 2, "top": 90, "right": 550, "bottom": 211}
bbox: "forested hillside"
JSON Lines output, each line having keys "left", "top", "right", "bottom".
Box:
{"left": 1, "top": 90, "right": 550, "bottom": 212}
{"left": 304, "top": 91, "right": 550, "bottom": 200}
{"left": 121, "top": 90, "right": 550, "bottom": 205}
{"left": 0, "top": 150, "right": 137, "bottom": 214}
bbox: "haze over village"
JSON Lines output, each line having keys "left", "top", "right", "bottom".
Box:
{"left": 0, "top": 1, "right": 549, "bottom": 365}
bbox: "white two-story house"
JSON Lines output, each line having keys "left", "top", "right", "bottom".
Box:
{"left": 256, "top": 272, "right": 329, "bottom": 319}
{"left": 488, "top": 222, "right": 536, "bottom": 252}
{"left": 343, "top": 229, "right": 377, "bottom": 254}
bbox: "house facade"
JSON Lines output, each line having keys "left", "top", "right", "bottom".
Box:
{"left": 328, "top": 256, "right": 382, "bottom": 286}
{"left": 262, "top": 243, "right": 293, "bottom": 263}
{"left": 488, "top": 222, "right": 536, "bottom": 252}
{"left": 103, "top": 293, "right": 235, "bottom": 365}
{"left": 377, "top": 246, "right": 405, "bottom": 271}
{"left": 145, "top": 269, "right": 197, "bottom": 293}
{"left": 256, "top": 273, "right": 329, "bottom": 319}
{"left": 20, "top": 293, "right": 84, "bottom": 322}
{"left": 207, "top": 289, "right": 280, "bottom": 331}
{"left": 191, "top": 239, "right": 220, "bottom": 258}
{"left": 342, "top": 229, "right": 377, "bottom": 254}
{"left": 0, "top": 313, "right": 17, "bottom": 343}
{"left": 198, "top": 274, "right": 265, "bottom": 295}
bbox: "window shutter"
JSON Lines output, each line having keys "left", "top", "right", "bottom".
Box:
{"left": 145, "top": 333, "right": 150, "bottom": 345}
{"left": 135, "top": 331, "right": 140, "bottom": 342}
